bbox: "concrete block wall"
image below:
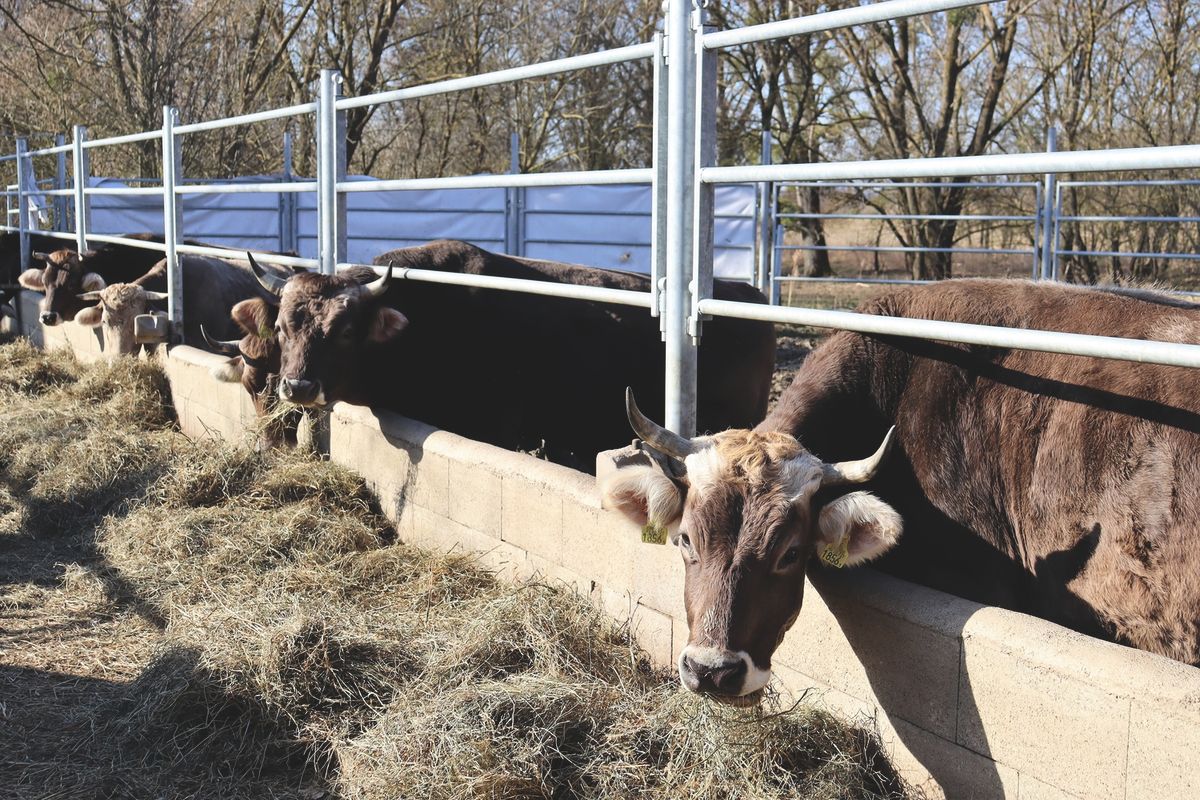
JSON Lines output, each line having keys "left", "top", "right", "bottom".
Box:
{"left": 14, "top": 309, "right": 1200, "bottom": 799}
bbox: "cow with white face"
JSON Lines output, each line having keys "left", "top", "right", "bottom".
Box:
{"left": 602, "top": 390, "right": 900, "bottom": 705}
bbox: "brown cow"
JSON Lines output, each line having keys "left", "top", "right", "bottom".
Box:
{"left": 247, "top": 239, "right": 775, "bottom": 470}
{"left": 204, "top": 299, "right": 295, "bottom": 449}
{"left": 17, "top": 234, "right": 176, "bottom": 326}
{"left": 603, "top": 278, "right": 1200, "bottom": 704}
{"left": 75, "top": 255, "right": 285, "bottom": 356}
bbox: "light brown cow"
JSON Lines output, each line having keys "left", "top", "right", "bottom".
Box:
{"left": 602, "top": 391, "right": 897, "bottom": 704}
{"left": 604, "top": 278, "right": 1200, "bottom": 706}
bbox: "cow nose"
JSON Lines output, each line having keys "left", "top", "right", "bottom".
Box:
{"left": 280, "top": 378, "right": 320, "bottom": 405}
{"left": 679, "top": 650, "right": 748, "bottom": 696}
{"left": 40, "top": 312, "right": 60, "bottom": 326}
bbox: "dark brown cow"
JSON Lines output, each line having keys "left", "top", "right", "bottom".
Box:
{"left": 205, "top": 299, "right": 294, "bottom": 448}
{"left": 249, "top": 239, "right": 776, "bottom": 469}
{"left": 603, "top": 278, "right": 1200, "bottom": 704}
{"left": 0, "top": 232, "right": 65, "bottom": 285}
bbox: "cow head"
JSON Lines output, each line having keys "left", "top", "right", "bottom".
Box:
{"left": 601, "top": 390, "right": 900, "bottom": 705}
{"left": 248, "top": 253, "right": 408, "bottom": 407}
{"left": 207, "top": 297, "right": 290, "bottom": 447}
{"left": 18, "top": 249, "right": 107, "bottom": 326}
{"left": 75, "top": 283, "right": 169, "bottom": 355}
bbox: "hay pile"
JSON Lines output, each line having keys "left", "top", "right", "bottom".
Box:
{"left": 0, "top": 340, "right": 913, "bottom": 800}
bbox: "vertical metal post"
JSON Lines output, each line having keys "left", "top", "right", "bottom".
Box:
{"left": 770, "top": 183, "right": 782, "bottom": 305}
{"left": 1030, "top": 182, "right": 1042, "bottom": 279}
{"left": 689, "top": 10, "right": 717, "bottom": 343}
{"left": 1039, "top": 126, "right": 1057, "bottom": 281}
{"left": 54, "top": 134, "right": 67, "bottom": 232}
{"left": 663, "top": 0, "right": 699, "bottom": 436}
{"left": 754, "top": 129, "right": 774, "bottom": 295}
{"left": 280, "top": 129, "right": 297, "bottom": 254}
{"left": 161, "top": 106, "right": 184, "bottom": 334}
{"left": 506, "top": 132, "right": 522, "bottom": 256}
{"left": 71, "top": 125, "right": 90, "bottom": 252}
{"left": 650, "top": 31, "right": 668, "bottom": 328}
{"left": 317, "top": 69, "right": 347, "bottom": 275}
{"left": 14, "top": 138, "right": 30, "bottom": 269}
{"left": 1051, "top": 180, "right": 1063, "bottom": 281}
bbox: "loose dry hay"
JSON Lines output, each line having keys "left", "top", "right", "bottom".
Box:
{"left": 0, "top": 341, "right": 915, "bottom": 800}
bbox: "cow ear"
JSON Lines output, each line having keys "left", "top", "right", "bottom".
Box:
{"left": 81, "top": 272, "right": 106, "bottom": 292}
{"left": 601, "top": 464, "right": 685, "bottom": 529}
{"left": 816, "top": 491, "right": 902, "bottom": 566}
{"left": 210, "top": 357, "right": 245, "bottom": 383}
{"left": 231, "top": 298, "right": 276, "bottom": 339}
{"left": 368, "top": 307, "right": 408, "bottom": 343}
{"left": 18, "top": 268, "right": 45, "bottom": 291}
{"left": 74, "top": 304, "right": 104, "bottom": 327}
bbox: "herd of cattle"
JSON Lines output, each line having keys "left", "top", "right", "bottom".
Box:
{"left": 3, "top": 230, "right": 1198, "bottom": 704}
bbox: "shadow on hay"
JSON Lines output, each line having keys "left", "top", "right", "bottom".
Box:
{"left": 0, "top": 649, "right": 328, "bottom": 800}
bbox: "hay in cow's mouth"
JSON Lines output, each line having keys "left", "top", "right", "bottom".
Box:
{"left": 705, "top": 687, "right": 767, "bottom": 708}
{"left": 0, "top": 339, "right": 913, "bottom": 800}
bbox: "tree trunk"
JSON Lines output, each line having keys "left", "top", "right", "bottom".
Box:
{"left": 793, "top": 185, "right": 831, "bottom": 277}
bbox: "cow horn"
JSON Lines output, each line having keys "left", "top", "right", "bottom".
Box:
{"left": 77, "top": 291, "right": 102, "bottom": 302}
{"left": 821, "top": 426, "right": 896, "bottom": 486}
{"left": 201, "top": 325, "right": 242, "bottom": 356}
{"left": 625, "top": 387, "right": 698, "bottom": 460}
{"left": 363, "top": 266, "right": 392, "bottom": 298}
{"left": 248, "top": 251, "right": 287, "bottom": 296}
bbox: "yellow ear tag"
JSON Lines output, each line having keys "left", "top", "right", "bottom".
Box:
{"left": 641, "top": 521, "right": 668, "bottom": 545}
{"left": 820, "top": 537, "right": 850, "bottom": 569}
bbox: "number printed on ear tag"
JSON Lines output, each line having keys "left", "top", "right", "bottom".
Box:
{"left": 641, "top": 521, "right": 668, "bottom": 545}
{"left": 820, "top": 538, "right": 849, "bottom": 568}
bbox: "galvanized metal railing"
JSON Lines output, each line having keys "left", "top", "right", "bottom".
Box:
{"left": 9, "top": 0, "right": 1200, "bottom": 436}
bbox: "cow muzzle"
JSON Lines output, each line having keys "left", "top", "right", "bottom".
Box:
{"left": 678, "top": 646, "right": 770, "bottom": 705}
{"left": 40, "top": 311, "right": 60, "bottom": 326}
{"left": 279, "top": 378, "right": 324, "bottom": 406}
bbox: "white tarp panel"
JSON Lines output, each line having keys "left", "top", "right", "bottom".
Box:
{"left": 85, "top": 175, "right": 757, "bottom": 280}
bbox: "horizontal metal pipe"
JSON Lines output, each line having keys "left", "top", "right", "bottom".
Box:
{"left": 173, "top": 103, "right": 318, "bottom": 134}
{"left": 0, "top": 226, "right": 78, "bottom": 243}
{"left": 41, "top": 189, "right": 75, "bottom": 197}
{"left": 83, "top": 186, "right": 165, "bottom": 196}
{"left": 176, "top": 243, "right": 319, "bottom": 268}
{"left": 1058, "top": 179, "right": 1200, "bottom": 188}
{"left": 698, "top": 297, "right": 1200, "bottom": 369}
{"left": 1059, "top": 214, "right": 1200, "bottom": 224}
{"left": 25, "top": 143, "right": 73, "bottom": 157}
{"left": 338, "top": 42, "right": 655, "bottom": 110}
{"left": 778, "top": 180, "right": 1040, "bottom": 189}
{"left": 705, "top": 145, "right": 1200, "bottom": 183}
{"left": 82, "top": 130, "right": 162, "bottom": 149}
{"left": 775, "top": 276, "right": 933, "bottom": 285}
{"left": 175, "top": 181, "right": 318, "bottom": 195}
{"left": 84, "top": 233, "right": 167, "bottom": 251}
{"left": 1057, "top": 248, "right": 1200, "bottom": 262}
{"left": 702, "top": 0, "right": 988, "bottom": 49}
{"left": 340, "top": 261, "right": 653, "bottom": 308}
{"left": 337, "top": 169, "right": 652, "bottom": 192}
{"left": 775, "top": 211, "right": 1037, "bottom": 222}
{"left": 778, "top": 243, "right": 1033, "bottom": 256}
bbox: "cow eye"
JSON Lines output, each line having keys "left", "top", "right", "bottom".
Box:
{"left": 678, "top": 532, "right": 697, "bottom": 561}
{"left": 777, "top": 545, "right": 802, "bottom": 570}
